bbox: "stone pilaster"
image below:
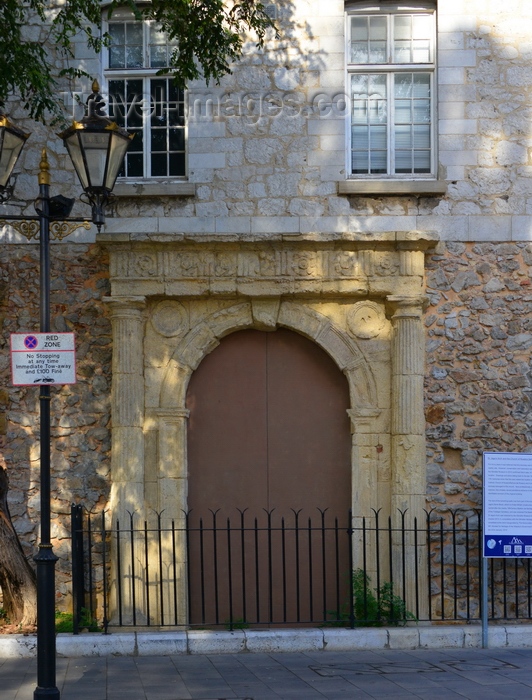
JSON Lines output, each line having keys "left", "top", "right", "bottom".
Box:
{"left": 155, "top": 408, "right": 190, "bottom": 520}
{"left": 388, "top": 295, "right": 426, "bottom": 508}
{"left": 388, "top": 294, "right": 428, "bottom": 617}
{"left": 104, "top": 296, "right": 147, "bottom": 523}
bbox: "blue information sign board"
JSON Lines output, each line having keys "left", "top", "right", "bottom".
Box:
{"left": 483, "top": 452, "right": 532, "bottom": 558}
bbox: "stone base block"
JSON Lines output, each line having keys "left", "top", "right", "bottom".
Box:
{"left": 136, "top": 632, "right": 188, "bottom": 655}
{"left": 419, "top": 626, "right": 465, "bottom": 648}
{"left": 387, "top": 627, "right": 420, "bottom": 649}
{"left": 323, "top": 628, "right": 388, "bottom": 650}
{"left": 56, "top": 633, "right": 136, "bottom": 657}
{"left": 187, "top": 630, "right": 246, "bottom": 654}
{"left": 244, "top": 629, "right": 323, "bottom": 653}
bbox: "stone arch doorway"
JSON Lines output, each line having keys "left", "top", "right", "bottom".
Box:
{"left": 186, "top": 328, "right": 352, "bottom": 626}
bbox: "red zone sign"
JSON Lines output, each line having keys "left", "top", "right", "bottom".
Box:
{"left": 10, "top": 333, "right": 76, "bottom": 386}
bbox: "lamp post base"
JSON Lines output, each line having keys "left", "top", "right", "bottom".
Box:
{"left": 34, "top": 544, "right": 59, "bottom": 700}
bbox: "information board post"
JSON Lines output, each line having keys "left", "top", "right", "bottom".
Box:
{"left": 482, "top": 452, "right": 532, "bottom": 649}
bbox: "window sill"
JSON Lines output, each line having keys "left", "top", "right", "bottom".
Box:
{"left": 112, "top": 181, "right": 196, "bottom": 197}
{"left": 338, "top": 180, "right": 447, "bottom": 196}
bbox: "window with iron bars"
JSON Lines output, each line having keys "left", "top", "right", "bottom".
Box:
{"left": 104, "top": 12, "right": 186, "bottom": 179}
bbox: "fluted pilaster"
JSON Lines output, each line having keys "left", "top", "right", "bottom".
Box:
{"left": 104, "top": 296, "right": 147, "bottom": 520}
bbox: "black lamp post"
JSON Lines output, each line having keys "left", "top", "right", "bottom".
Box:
{"left": 0, "top": 85, "right": 130, "bottom": 700}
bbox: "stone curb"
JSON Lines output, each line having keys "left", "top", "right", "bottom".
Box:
{"left": 1, "top": 625, "right": 532, "bottom": 658}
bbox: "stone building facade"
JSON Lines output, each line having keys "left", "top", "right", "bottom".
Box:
{"left": 2, "top": 0, "right": 532, "bottom": 615}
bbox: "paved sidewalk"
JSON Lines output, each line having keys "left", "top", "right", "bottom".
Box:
{"left": 4, "top": 647, "right": 532, "bottom": 699}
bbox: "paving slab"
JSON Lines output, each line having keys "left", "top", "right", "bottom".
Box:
{"left": 3, "top": 647, "right": 532, "bottom": 698}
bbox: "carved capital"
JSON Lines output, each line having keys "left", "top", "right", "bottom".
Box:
{"left": 103, "top": 296, "right": 147, "bottom": 319}
{"left": 387, "top": 295, "right": 427, "bottom": 320}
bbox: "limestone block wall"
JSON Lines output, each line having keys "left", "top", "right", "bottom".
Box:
{"left": 3, "top": 1, "right": 532, "bottom": 242}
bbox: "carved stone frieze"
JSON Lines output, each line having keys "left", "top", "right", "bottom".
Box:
{"left": 108, "top": 242, "right": 429, "bottom": 299}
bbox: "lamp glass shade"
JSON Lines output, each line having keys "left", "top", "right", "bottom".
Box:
{"left": 104, "top": 130, "right": 131, "bottom": 190}
{"left": 79, "top": 130, "right": 111, "bottom": 189}
{"left": 62, "top": 126, "right": 130, "bottom": 194}
{"left": 0, "top": 120, "right": 29, "bottom": 188}
{"left": 63, "top": 130, "right": 90, "bottom": 190}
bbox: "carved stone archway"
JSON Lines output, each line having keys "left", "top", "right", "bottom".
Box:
{"left": 103, "top": 233, "right": 437, "bottom": 624}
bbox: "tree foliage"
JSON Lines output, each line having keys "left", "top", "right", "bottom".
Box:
{"left": 0, "top": 0, "right": 276, "bottom": 123}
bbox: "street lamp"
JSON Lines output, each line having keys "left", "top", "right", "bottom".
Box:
{"left": 59, "top": 81, "right": 133, "bottom": 231}
{"left": 0, "top": 85, "right": 131, "bottom": 700}
{"left": 0, "top": 114, "right": 30, "bottom": 198}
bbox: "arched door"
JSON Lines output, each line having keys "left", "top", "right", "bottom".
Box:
{"left": 186, "top": 328, "right": 351, "bottom": 626}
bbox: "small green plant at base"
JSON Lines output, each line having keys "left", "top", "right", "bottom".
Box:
{"left": 224, "top": 617, "right": 249, "bottom": 630}
{"left": 55, "top": 611, "right": 73, "bottom": 633}
{"left": 0, "top": 607, "right": 9, "bottom": 625}
{"left": 55, "top": 608, "right": 100, "bottom": 633}
{"left": 327, "top": 569, "right": 417, "bottom": 627}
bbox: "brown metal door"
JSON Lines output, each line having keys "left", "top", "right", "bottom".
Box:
{"left": 186, "top": 329, "right": 351, "bottom": 626}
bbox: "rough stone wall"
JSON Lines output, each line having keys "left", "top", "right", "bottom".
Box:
{"left": 425, "top": 241, "right": 532, "bottom": 509}
{"left": 0, "top": 243, "right": 111, "bottom": 603}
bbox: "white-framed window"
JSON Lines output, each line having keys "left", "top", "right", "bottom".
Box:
{"left": 103, "top": 10, "right": 185, "bottom": 179}
{"left": 347, "top": 3, "right": 436, "bottom": 178}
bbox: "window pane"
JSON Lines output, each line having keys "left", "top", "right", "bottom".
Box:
{"left": 395, "top": 125, "right": 412, "bottom": 148}
{"left": 394, "top": 16, "right": 411, "bottom": 41}
{"left": 125, "top": 152, "right": 143, "bottom": 178}
{"left": 169, "top": 152, "right": 186, "bottom": 177}
{"left": 369, "top": 125, "right": 386, "bottom": 150}
{"left": 169, "top": 128, "right": 185, "bottom": 151}
{"left": 126, "top": 23, "right": 143, "bottom": 45}
{"left": 151, "top": 130, "right": 167, "bottom": 151}
{"left": 368, "top": 75, "right": 387, "bottom": 124}
{"left": 151, "top": 79, "right": 168, "bottom": 126}
{"left": 351, "top": 16, "right": 387, "bottom": 63}
{"left": 351, "top": 73, "right": 368, "bottom": 99}
{"left": 125, "top": 45, "right": 143, "bottom": 68}
{"left": 109, "top": 23, "right": 125, "bottom": 44}
{"left": 352, "top": 126, "right": 369, "bottom": 149}
{"left": 352, "top": 99, "right": 368, "bottom": 124}
{"left": 413, "top": 150, "right": 431, "bottom": 173}
{"left": 150, "top": 24, "right": 166, "bottom": 45}
{"left": 414, "top": 99, "right": 431, "bottom": 123}
{"left": 413, "top": 125, "right": 430, "bottom": 148}
{"left": 413, "top": 41, "right": 430, "bottom": 63}
{"left": 108, "top": 23, "right": 126, "bottom": 68}
{"left": 351, "top": 42, "right": 369, "bottom": 63}
{"left": 352, "top": 151, "right": 369, "bottom": 174}
{"left": 413, "top": 73, "right": 431, "bottom": 98}
{"left": 395, "top": 149, "right": 412, "bottom": 173}
{"left": 369, "top": 42, "right": 386, "bottom": 63}
{"left": 351, "top": 17, "right": 369, "bottom": 62}
{"left": 127, "top": 80, "right": 144, "bottom": 127}
{"left": 393, "top": 14, "right": 432, "bottom": 64}
{"left": 151, "top": 153, "right": 167, "bottom": 176}
{"left": 150, "top": 45, "right": 168, "bottom": 68}
{"left": 351, "top": 16, "right": 367, "bottom": 40}
{"left": 370, "top": 149, "right": 387, "bottom": 173}
{"left": 369, "top": 16, "right": 386, "bottom": 40}
{"left": 395, "top": 73, "right": 413, "bottom": 98}
{"left": 109, "top": 45, "right": 125, "bottom": 69}
{"left": 108, "top": 80, "right": 126, "bottom": 125}
{"left": 129, "top": 129, "right": 143, "bottom": 152}
{"left": 395, "top": 99, "right": 411, "bottom": 124}
{"left": 412, "top": 14, "right": 432, "bottom": 39}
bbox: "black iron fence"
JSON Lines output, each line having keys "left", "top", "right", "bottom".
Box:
{"left": 70, "top": 506, "right": 532, "bottom": 632}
